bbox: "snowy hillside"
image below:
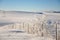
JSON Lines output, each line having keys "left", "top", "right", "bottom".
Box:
{"left": 0, "top": 10, "right": 60, "bottom": 40}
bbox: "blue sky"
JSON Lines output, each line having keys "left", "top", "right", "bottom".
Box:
{"left": 0, "top": 0, "right": 60, "bottom": 12}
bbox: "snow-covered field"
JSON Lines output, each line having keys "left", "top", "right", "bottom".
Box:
{"left": 0, "top": 10, "right": 60, "bottom": 40}
{"left": 0, "top": 29, "right": 55, "bottom": 40}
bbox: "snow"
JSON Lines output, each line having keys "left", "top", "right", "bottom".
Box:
{"left": 0, "top": 30, "right": 55, "bottom": 40}
{"left": 0, "top": 11, "right": 60, "bottom": 40}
